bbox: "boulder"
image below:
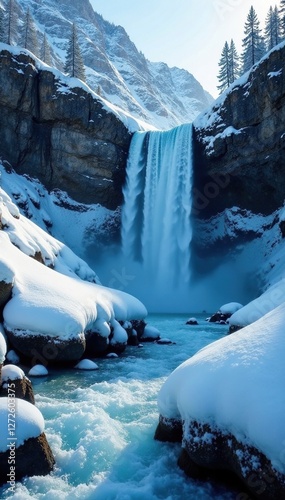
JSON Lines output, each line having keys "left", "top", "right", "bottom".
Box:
{"left": 0, "top": 433, "right": 55, "bottom": 486}
{"left": 0, "top": 365, "right": 35, "bottom": 404}
{"left": 186, "top": 317, "right": 198, "bottom": 325}
{"left": 5, "top": 329, "right": 86, "bottom": 365}
{"left": 178, "top": 421, "right": 285, "bottom": 500}
{"left": 85, "top": 330, "right": 109, "bottom": 357}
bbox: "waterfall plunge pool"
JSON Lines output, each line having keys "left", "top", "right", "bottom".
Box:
{"left": 1, "top": 314, "right": 242, "bottom": 499}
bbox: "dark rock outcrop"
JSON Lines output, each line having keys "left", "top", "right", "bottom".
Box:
{"left": 0, "top": 47, "right": 132, "bottom": 210}
{"left": 155, "top": 417, "right": 285, "bottom": 499}
{"left": 5, "top": 329, "right": 86, "bottom": 366}
{"left": 193, "top": 43, "right": 285, "bottom": 218}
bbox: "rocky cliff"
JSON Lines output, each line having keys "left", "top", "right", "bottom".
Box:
{"left": 1, "top": 0, "right": 212, "bottom": 130}
{"left": 0, "top": 45, "right": 131, "bottom": 209}
{"left": 193, "top": 42, "right": 285, "bottom": 218}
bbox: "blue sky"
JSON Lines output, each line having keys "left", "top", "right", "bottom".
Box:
{"left": 90, "top": 0, "right": 274, "bottom": 97}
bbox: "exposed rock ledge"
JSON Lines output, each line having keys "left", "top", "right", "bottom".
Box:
{"left": 155, "top": 418, "right": 285, "bottom": 499}
{"left": 0, "top": 45, "right": 132, "bottom": 209}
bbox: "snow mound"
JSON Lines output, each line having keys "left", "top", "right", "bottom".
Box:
{"left": 1, "top": 364, "right": 25, "bottom": 381}
{"left": 158, "top": 302, "right": 285, "bottom": 473}
{"left": 1, "top": 231, "right": 146, "bottom": 341}
{"left": 28, "top": 365, "right": 49, "bottom": 377}
{"left": 219, "top": 302, "right": 243, "bottom": 315}
{"left": 74, "top": 359, "right": 99, "bottom": 370}
{"left": 0, "top": 398, "right": 45, "bottom": 452}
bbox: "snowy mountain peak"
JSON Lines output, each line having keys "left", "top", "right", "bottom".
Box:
{"left": 2, "top": 0, "right": 213, "bottom": 129}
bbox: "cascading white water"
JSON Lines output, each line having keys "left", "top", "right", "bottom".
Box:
{"left": 121, "top": 123, "right": 193, "bottom": 295}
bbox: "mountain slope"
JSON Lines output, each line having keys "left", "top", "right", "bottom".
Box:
{"left": 1, "top": 0, "right": 212, "bottom": 129}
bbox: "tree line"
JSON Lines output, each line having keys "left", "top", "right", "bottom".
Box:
{"left": 217, "top": 2, "right": 285, "bottom": 94}
{"left": 0, "top": 0, "right": 86, "bottom": 82}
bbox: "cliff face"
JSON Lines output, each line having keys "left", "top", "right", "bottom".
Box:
{"left": 5, "top": 0, "right": 212, "bottom": 130}
{"left": 193, "top": 42, "right": 285, "bottom": 218}
{"left": 0, "top": 46, "right": 131, "bottom": 209}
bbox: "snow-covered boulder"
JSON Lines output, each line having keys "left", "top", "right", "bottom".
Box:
{"left": 74, "top": 359, "right": 99, "bottom": 370}
{"left": 0, "top": 364, "right": 35, "bottom": 404}
{"left": 186, "top": 317, "right": 198, "bottom": 325}
{"left": 140, "top": 325, "right": 161, "bottom": 342}
{"left": 0, "top": 398, "right": 54, "bottom": 485}
{"left": 155, "top": 302, "right": 285, "bottom": 498}
{"left": 0, "top": 231, "right": 146, "bottom": 364}
{"left": 209, "top": 302, "right": 243, "bottom": 324}
{"left": 28, "top": 365, "right": 49, "bottom": 377}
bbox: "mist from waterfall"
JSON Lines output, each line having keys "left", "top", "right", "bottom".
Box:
{"left": 83, "top": 123, "right": 260, "bottom": 313}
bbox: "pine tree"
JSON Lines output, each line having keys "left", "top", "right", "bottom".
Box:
{"left": 265, "top": 6, "right": 281, "bottom": 51}
{"left": 7, "top": 0, "right": 17, "bottom": 45}
{"left": 64, "top": 23, "right": 86, "bottom": 82}
{"left": 21, "top": 8, "right": 39, "bottom": 57}
{"left": 228, "top": 39, "right": 240, "bottom": 83}
{"left": 217, "top": 41, "right": 231, "bottom": 94}
{"left": 241, "top": 6, "right": 266, "bottom": 73}
{"left": 279, "top": 0, "right": 285, "bottom": 37}
{"left": 41, "top": 32, "right": 52, "bottom": 65}
{"left": 0, "top": 8, "right": 5, "bottom": 43}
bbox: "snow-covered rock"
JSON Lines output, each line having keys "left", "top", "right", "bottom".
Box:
{"left": 186, "top": 317, "right": 198, "bottom": 325}
{"left": 141, "top": 325, "right": 161, "bottom": 341}
{"left": 155, "top": 302, "right": 285, "bottom": 497}
{"left": 0, "top": 398, "right": 54, "bottom": 485}
{"left": 1, "top": 364, "right": 25, "bottom": 382}
{"left": 28, "top": 365, "right": 49, "bottom": 377}
{"left": 209, "top": 302, "right": 243, "bottom": 324}
{"left": 0, "top": 364, "right": 35, "bottom": 404}
{"left": 0, "top": 178, "right": 147, "bottom": 364}
{"left": 74, "top": 359, "right": 99, "bottom": 371}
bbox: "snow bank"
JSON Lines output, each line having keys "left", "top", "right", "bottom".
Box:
{"left": 1, "top": 232, "right": 146, "bottom": 340}
{"left": 0, "top": 258, "right": 14, "bottom": 284}
{"left": 0, "top": 398, "right": 45, "bottom": 452}
{"left": 158, "top": 302, "right": 285, "bottom": 473}
{"left": 0, "top": 182, "right": 99, "bottom": 284}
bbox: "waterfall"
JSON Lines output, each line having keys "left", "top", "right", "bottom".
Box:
{"left": 121, "top": 123, "right": 193, "bottom": 298}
